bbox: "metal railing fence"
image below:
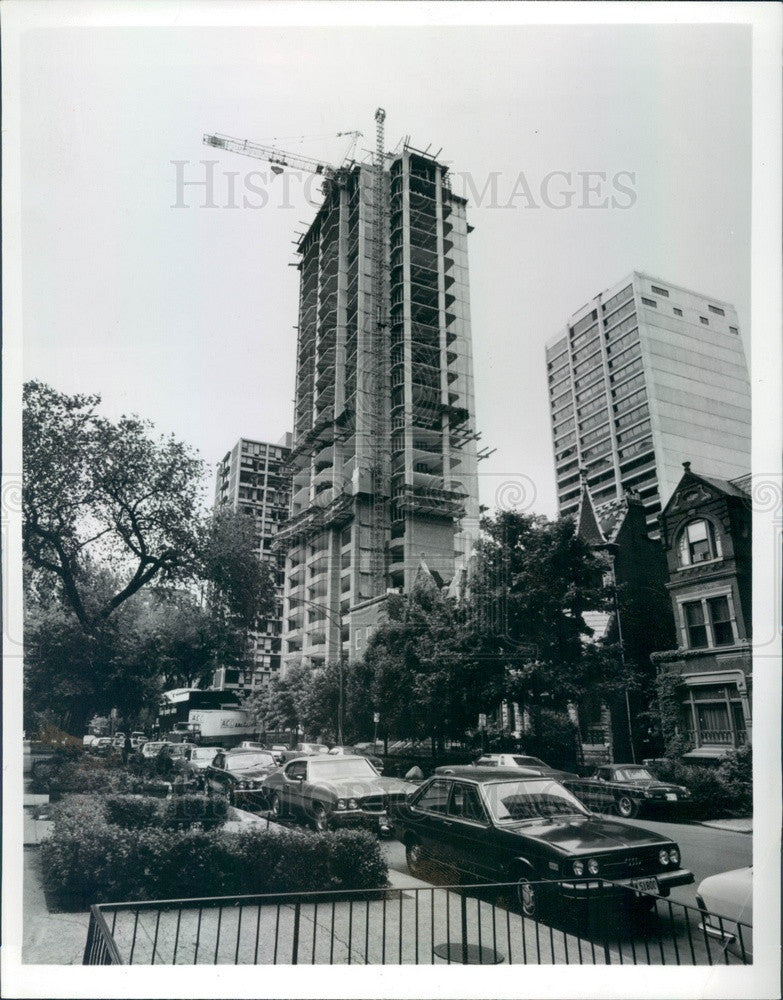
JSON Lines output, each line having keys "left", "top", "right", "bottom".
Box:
{"left": 83, "top": 879, "right": 751, "bottom": 967}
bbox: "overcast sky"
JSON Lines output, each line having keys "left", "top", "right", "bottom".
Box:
{"left": 21, "top": 23, "right": 751, "bottom": 517}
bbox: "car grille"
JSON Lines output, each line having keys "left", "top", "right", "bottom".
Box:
{"left": 361, "top": 795, "right": 385, "bottom": 813}
{"left": 598, "top": 847, "right": 669, "bottom": 879}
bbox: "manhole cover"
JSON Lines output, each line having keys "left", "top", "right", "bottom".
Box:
{"left": 433, "top": 942, "right": 504, "bottom": 964}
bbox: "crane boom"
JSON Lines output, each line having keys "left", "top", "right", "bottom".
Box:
{"left": 203, "top": 132, "right": 343, "bottom": 179}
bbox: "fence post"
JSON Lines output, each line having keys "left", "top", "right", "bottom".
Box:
{"left": 292, "top": 900, "right": 301, "bottom": 965}
{"left": 461, "top": 893, "right": 469, "bottom": 965}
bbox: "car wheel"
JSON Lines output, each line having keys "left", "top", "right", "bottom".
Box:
{"left": 312, "top": 803, "right": 330, "bottom": 833}
{"left": 516, "top": 875, "right": 547, "bottom": 920}
{"left": 270, "top": 792, "right": 284, "bottom": 820}
{"left": 405, "top": 837, "right": 426, "bottom": 878}
{"left": 616, "top": 795, "right": 638, "bottom": 819}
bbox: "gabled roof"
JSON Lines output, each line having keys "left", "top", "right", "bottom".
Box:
{"left": 662, "top": 465, "right": 752, "bottom": 518}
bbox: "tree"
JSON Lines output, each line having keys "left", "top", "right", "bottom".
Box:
{"left": 23, "top": 381, "right": 204, "bottom": 635}
{"left": 22, "top": 383, "right": 278, "bottom": 731}
{"left": 471, "top": 510, "right": 623, "bottom": 740}
{"left": 360, "top": 576, "right": 505, "bottom": 749}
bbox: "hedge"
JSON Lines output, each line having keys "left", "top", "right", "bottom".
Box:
{"left": 40, "top": 796, "right": 389, "bottom": 908}
{"left": 651, "top": 745, "right": 752, "bottom": 819}
{"left": 31, "top": 756, "right": 136, "bottom": 797}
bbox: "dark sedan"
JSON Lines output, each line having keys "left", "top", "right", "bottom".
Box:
{"left": 564, "top": 764, "right": 691, "bottom": 819}
{"left": 205, "top": 748, "right": 279, "bottom": 807}
{"left": 262, "top": 754, "right": 416, "bottom": 833}
{"left": 394, "top": 768, "right": 693, "bottom": 919}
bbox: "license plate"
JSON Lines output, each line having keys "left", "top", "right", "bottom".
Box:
{"left": 630, "top": 877, "right": 658, "bottom": 894}
{"left": 665, "top": 793, "right": 677, "bottom": 801}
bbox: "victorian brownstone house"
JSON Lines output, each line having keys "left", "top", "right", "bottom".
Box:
{"left": 575, "top": 482, "right": 675, "bottom": 763}
{"left": 652, "top": 463, "right": 752, "bottom": 760}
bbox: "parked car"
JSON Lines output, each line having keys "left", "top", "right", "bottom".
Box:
{"left": 696, "top": 867, "right": 753, "bottom": 961}
{"left": 139, "top": 740, "right": 172, "bottom": 759}
{"left": 466, "top": 754, "right": 578, "bottom": 783}
{"left": 278, "top": 742, "right": 330, "bottom": 764}
{"left": 239, "top": 741, "right": 267, "bottom": 751}
{"left": 111, "top": 732, "right": 126, "bottom": 750}
{"left": 90, "top": 737, "right": 114, "bottom": 755}
{"left": 328, "top": 745, "right": 384, "bottom": 772}
{"left": 564, "top": 763, "right": 691, "bottom": 819}
{"left": 262, "top": 754, "right": 416, "bottom": 834}
{"left": 179, "top": 745, "right": 221, "bottom": 783}
{"left": 130, "top": 731, "right": 147, "bottom": 749}
{"left": 82, "top": 734, "right": 99, "bottom": 749}
{"left": 270, "top": 745, "right": 288, "bottom": 764}
{"left": 205, "top": 748, "right": 279, "bottom": 808}
{"left": 394, "top": 768, "right": 693, "bottom": 919}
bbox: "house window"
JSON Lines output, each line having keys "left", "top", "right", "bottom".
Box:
{"left": 729, "top": 325, "right": 738, "bottom": 335}
{"left": 681, "top": 593, "right": 736, "bottom": 649}
{"left": 678, "top": 519, "right": 719, "bottom": 565}
{"left": 641, "top": 296, "right": 657, "bottom": 308}
{"left": 707, "top": 595, "right": 734, "bottom": 646}
{"left": 673, "top": 307, "right": 683, "bottom": 317}
{"left": 683, "top": 601, "right": 708, "bottom": 649}
{"left": 699, "top": 316, "right": 709, "bottom": 325}
{"left": 650, "top": 285, "right": 669, "bottom": 297}
{"left": 683, "top": 684, "right": 747, "bottom": 748}
{"left": 708, "top": 305, "right": 725, "bottom": 316}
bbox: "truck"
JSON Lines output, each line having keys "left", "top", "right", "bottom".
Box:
{"left": 158, "top": 688, "right": 257, "bottom": 749}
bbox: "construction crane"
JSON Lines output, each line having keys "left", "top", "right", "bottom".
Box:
{"left": 202, "top": 130, "right": 362, "bottom": 183}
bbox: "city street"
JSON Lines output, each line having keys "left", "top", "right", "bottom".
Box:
{"left": 379, "top": 817, "right": 752, "bottom": 964}
{"left": 381, "top": 816, "right": 752, "bottom": 910}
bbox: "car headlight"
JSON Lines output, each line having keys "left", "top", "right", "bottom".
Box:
{"left": 337, "top": 799, "right": 346, "bottom": 810}
{"left": 572, "top": 860, "right": 584, "bottom": 876}
{"left": 658, "top": 849, "right": 670, "bottom": 866}
{"left": 669, "top": 848, "right": 679, "bottom": 866}
{"left": 349, "top": 798, "right": 358, "bottom": 810}
{"left": 587, "top": 858, "right": 600, "bottom": 875}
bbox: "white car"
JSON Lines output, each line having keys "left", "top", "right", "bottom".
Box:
{"left": 696, "top": 866, "right": 753, "bottom": 961}
{"left": 140, "top": 741, "right": 172, "bottom": 759}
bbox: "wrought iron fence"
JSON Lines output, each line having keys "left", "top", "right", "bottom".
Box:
{"left": 83, "top": 879, "right": 751, "bottom": 967}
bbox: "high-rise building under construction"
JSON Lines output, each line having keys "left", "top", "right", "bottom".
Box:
{"left": 277, "top": 133, "right": 481, "bottom": 670}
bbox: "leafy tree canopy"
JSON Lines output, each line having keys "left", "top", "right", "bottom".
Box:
{"left": 23, "top": 381, "right": 205, "bottom": 633}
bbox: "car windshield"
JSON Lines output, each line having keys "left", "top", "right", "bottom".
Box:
{"left": 190, "top": 748, "right": 218, "bottom": 762}
{"left": 226, "top": 752, "right": 275, "bottom": 770}
{"left": 169, "top": 746, "right": 189, "bottom": 757}
{"left": 309, "top": 758, "right": 378, "bottom": 779}
{"left": 615, "top": 767, "right": 655, "bottom": 782}
{"left": 512, "top": 756, "right": 547, "bottom": 768}
{"left": 485, "top": 779, "right": 590, "bottom": 822}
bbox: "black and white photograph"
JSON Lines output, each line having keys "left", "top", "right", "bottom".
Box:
{"left": 2, "top": 2, "right": 780, "bottom": 998}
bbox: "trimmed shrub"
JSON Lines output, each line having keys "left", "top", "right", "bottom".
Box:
{"left": 105, "top": 795, "right": 162, "bottom": 829}
{"left": 39, "top": 795, "right": 389, "bottom": 908}
{"left": 163, "top": 794, "right": 229, "bottom": 829}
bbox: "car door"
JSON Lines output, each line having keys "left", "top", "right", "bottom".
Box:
{"left": 207, "top": 752, "right": 228, "bottom": 795}
{"left": 407, "top": 778, "right": 454, "bottom": 874}
{"left": 281, "top": 759, "right": 309, "bottom": 816}
{"left": 444, "top": 781, "right": 496, "bottom": 880}
{"left": 592, "top": 766, "right": 617, "bottom": 812}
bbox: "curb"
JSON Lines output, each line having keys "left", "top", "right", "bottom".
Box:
{"left": 695, "top": 819, "right": 752, "bottom": 834}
